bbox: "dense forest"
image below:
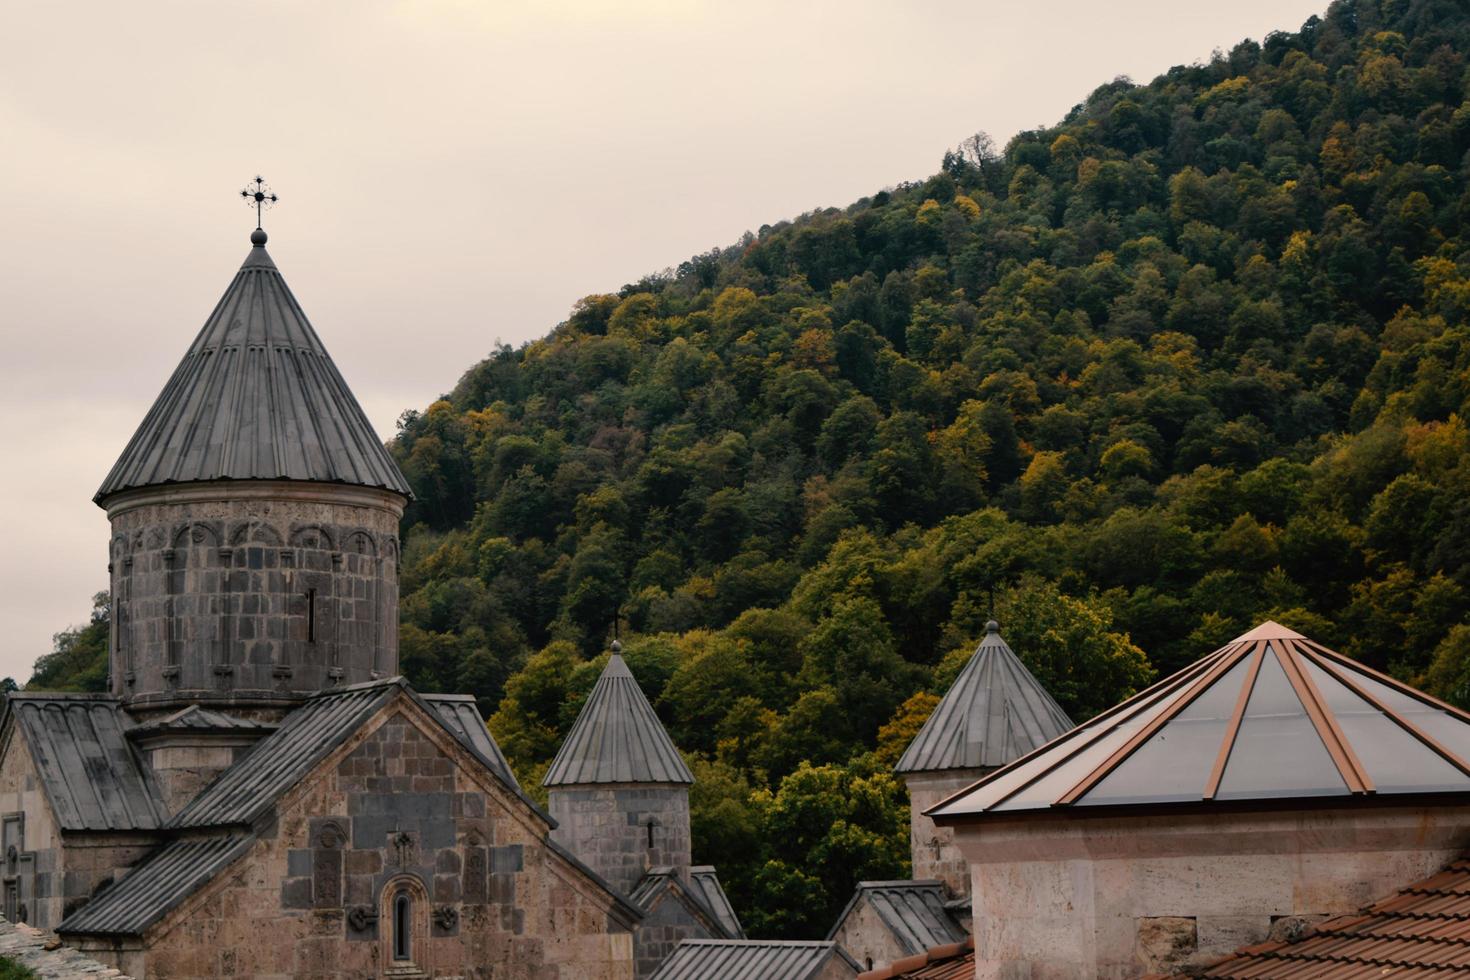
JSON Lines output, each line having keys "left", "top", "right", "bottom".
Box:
{"left": 29, "top": 0, "right": 1470, "bottom": 937}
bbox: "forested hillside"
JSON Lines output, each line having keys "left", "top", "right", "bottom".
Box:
{"left": 32, "top": 0, "right": 1470, "bottom": 937}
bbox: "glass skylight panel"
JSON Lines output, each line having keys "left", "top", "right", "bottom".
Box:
{"left": 1214, "top": 650, "right": 1347, "bottom": 799}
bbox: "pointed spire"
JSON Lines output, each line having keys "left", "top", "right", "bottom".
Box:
{"left": 896, "top": 622, "right": 1073, "bottom": 774}
{"left": 543, "top": 645, "right": 693, "bottom": 787}
{"left": 95, "top": 234, "right": 411, "bottom": 503}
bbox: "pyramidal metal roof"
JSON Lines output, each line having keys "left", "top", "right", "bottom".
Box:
{"left": 543, "top": 648, "right": 694, "bottom": 787}
{"left": 95, "top": 235, "right": 411, "bottom": 503}
{"left": 896, "top": 621, "right": 1074, "bottom": 773}
{"left": 928, "top": 621, "right": 1470, "bottom": 822}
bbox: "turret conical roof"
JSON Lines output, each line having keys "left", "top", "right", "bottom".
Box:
{"left": 896, "top": 621, "right": 1074, "bottom": 774}
{"left": 543, "top": 647, "right": 694, "bottom": 787}
{"left": 928, "top": 621, "right": 1470, "bottom": 823}
{"left": 95, "top": 236, "right": 411, "bottom": 504}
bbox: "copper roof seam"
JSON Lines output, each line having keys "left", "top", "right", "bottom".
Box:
{"left": 1298, "top": 644, "right": 1470, "bottom": 780}
{"left": 1275, "top": 638, "right": 1373, "bottom": 794}
{"left": 1304, "top": 640, "right": 1470, "bottom": 726}
{"left": 942, "top": 645, "right": 1236, "bottom": 814}
{"left": 1204, "top": 639, "right": 1268, "bottom": 800}
{"left": 1056, "top": 641, "right": 1254, "bottom": 806}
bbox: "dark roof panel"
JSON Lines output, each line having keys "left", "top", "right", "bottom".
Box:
{"left": 58, "top": 835, "right": 252, "bottom": 936}
{"left": 170, "top": 680, "right": 541, "bottom": 831}
{"left": 95, "top": 242, "right": 411, "bottom": 503}
{"left": 829, "top": 881, "right": 967, "bottom": 956}
{"left": 689, "top": 866, "right": 744, "bottom": 939}
{"left": 896, "top": 622, "right": 1073, "bottom": 774}
{"left": 421, "top": 694, "right": 519, "bottom": 790}
{"left": 929, "top": 622, "right": 1470, "bottom": 822}
{"left": 543, "top": 652, "right": 693, "bottom": 787}
{"left": 9, "top": 695, "right": 166, "bottom": 832}
{"left": 651, "top": 940, "right": 859, "bottom": 980}
{"left": 169, "top": 682, "right": 394, "bottom": 828}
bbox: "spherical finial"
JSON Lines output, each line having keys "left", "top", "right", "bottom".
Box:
{"left": 251, "top": 228, "right": 268, "bottom": 247}
{"left": 986, "top": 620, "right": 1000, "bottom": 634}
{"left": 610, "top": 639, "right": 622, "bottom": 655}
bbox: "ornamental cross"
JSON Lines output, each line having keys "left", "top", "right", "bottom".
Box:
{"left": 240, "top": 176, "right": 279, "bottom": 230}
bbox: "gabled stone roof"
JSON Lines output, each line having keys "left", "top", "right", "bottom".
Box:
{"left": 929, "top": 621, "right": 1470, "bottom": 822}
{"left": 543, "top": 648, "right": 693, "bottom": 787}
{"left": 896, "top": 621, "right": 1073, "bottom": 774}
{"left": 827, "top": 881, "right": 967, "bottom": 957}
{"left": 170, "top": 679, "right": 528, "bottom": 829}
{"left": 629, "top": 867, "right": 736, "bottom": 939}
{"left": 4, "top": 694, "right": 166, "bottom": 832}
{"left": 689, "top": 866, "right": 744, "bottom": 939}
{"left": 95, "top": 236, "right": 411, "bottom": 504}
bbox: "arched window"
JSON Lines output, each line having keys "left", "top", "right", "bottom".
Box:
{"left": 393, "top": 891, "right": 412, "bottom": 962}
{"left": 380, "top": 873, "right": 428, "bottom": 975}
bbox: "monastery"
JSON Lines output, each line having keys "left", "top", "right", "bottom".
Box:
{"left": 8, "top": 219, "right": 1470, "bottom": 980}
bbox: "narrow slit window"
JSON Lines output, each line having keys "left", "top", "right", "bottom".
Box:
{"left": 647, "top": 819, "right": 655, "bottom": 849}
{"left": 307, "top": 588, "right": 317, "bottom": 644}
{"left": 393, "top": 891, "right": 411, "bottom": 961}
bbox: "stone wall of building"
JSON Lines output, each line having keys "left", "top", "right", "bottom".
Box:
{"left": 0, "top": 738, "right": 61, "bottom": 930}
{"left": 547, "top": 785, "right": 692, "bottom": 897}
{"left": 77, "top": 698, "right": 636, "bottom": 979}
{"left": 829, "top": 895, "right": 905, "bottom": 973}
{"left": 903, "top": 769, "right": 985, "bottom": 900}
{"left": 136, "top": 737, "right": 265, "bottom": 816}
{"left": 0, "top": 739, "right": 156, "bottom": 932}
{"left": 104, "top": 482, "right": 403, "bottom": 713}
{"left": 952, "top": 804, "right": 1470, "bottom": 979}
{"left": 633, "top": 891, "right": 711, "bottom": 979}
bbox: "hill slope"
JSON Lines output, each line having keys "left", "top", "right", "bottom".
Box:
{"left": 33, "top": 0, "right": 1470, "bottom": 938}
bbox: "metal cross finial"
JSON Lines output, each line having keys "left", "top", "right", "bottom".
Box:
{"left": 239, "top": 176, "right": 279, "bottom": 230}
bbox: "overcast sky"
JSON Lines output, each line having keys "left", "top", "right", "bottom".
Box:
{"left": 0, "top": 0, "right": 1327, "bottom": 683}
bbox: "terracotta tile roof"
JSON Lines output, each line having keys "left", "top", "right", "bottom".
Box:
{"left": 1176, "top": 855, "right": 1470, "bottom": 978}
{"left": 857, "top": 936, "right": 973, "bottom": 979}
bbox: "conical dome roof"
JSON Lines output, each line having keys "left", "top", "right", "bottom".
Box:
{"left": 929, "top": 621, "right": 1470, "bottom": 822}
{"left": 95, "top": 237, "right": 411, "bottom": 503}
{"left": 543, "top": 648, "right": 693, "bottom": 787}
{"left": 896, "top": 621, "right": 1073, "bottom": 773}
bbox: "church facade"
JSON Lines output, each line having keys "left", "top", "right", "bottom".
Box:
{"left": 0, "top": 224, "right": 735, "bottom": 978}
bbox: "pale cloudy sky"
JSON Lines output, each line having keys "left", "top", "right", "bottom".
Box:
{"left": 0, "top": 0, "right": 1326, "bottom": 682}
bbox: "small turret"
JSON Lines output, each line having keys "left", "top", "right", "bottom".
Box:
{"left": 96, "top": 222, "right": 411, "bottom": 719}
{"left": 896, "top": 621, "right": 1072, "bottom": 898}
{"left": 544, "top": 641, "right": 694, "bottom": 895}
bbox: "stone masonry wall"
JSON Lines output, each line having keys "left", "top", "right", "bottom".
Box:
{"left": 954, "top": 805, "right": 1470, "bottom": 979}
{"left": 0, "top": 738, "right": 61, "bottom": 930}
{"left": 904, "top": 769, "right": 986, "bottom": 900}
{"left": 0, "top": 738, "right": 156, "bottom": 932}
{"left": 88, "top": 699, "right": 634, "bottom": 979}
{"left": 105, "top": 483, "right": 403, "bottom": 711}
{"left": 633, "top": 891, "right": 712, "bottom": 979}
{"left": 547, "top": 785, "right": 692, "bottom": 897}
{"left": 829, "top": 895, "right": 908, "bottom": 974}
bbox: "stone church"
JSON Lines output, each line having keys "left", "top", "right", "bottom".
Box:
{"left": 0, "top": 226, "right": 738, "bottom": 978}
